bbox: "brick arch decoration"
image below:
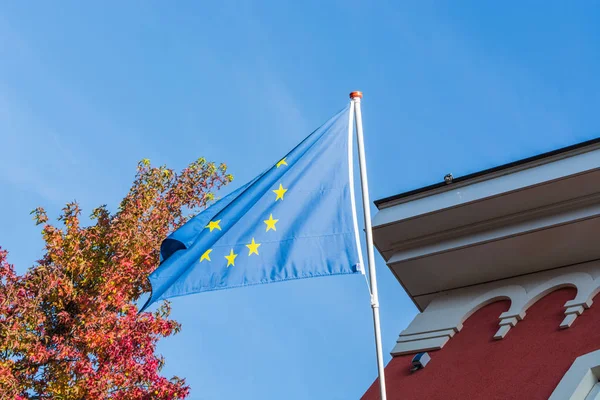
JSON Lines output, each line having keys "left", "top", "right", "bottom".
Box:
{"left": 363, "top": 287, "right": 600, "bottom": 400}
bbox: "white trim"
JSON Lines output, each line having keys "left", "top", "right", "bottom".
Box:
{"left": 560, "top": 313, "right": 578, "bottom": 329}
{"left": 384, "top": 190, "right": 600, "bottom": 256}
{"left": 388, "top": 204, "right": 600, "bottom": 266}
{"left": 500, "top": 272, "right": 594, "bottom": 321}
{"left": 493, "top": 325, "right": 511, "bottom": 340}
{"left": 391, "top": 336, "right": 450, "bottom": 356}
{"left": 586, "top": 383, "right": 600, "bottom": 399}
{"left": 389, "top": 263, "right": 600, "bottom": 356}
{"left": 397, "top": 329, "right": 456, "bottom": 343}
{"left": 347, "top": 102, "right": 364, "bottom": 274}
{"left": 566, "top": 306, "right": 586, "bottom": 315}
{"left": 550, "top": 349, "right": 600, "bottom": 400}
{"left": 499, "top": 317, "right": 518, "bottom": 326}
{"left": 466, "top": 285, "right": 527, "bottom": 322}
{"left": 374, "top": 145, "right": 600, "bottom": 220}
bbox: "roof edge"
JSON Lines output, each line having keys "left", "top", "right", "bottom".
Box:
{"left": 374, "top": 137, "right": 600, "bottom": 209}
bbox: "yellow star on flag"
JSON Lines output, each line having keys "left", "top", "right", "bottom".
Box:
{"left": 225, "top": 249, "right": 238, "bottom": 267}
{"left": 246, "top": 238, "right": 261, "bottom": 256}
{"left": 264, "top": 214, "right": 279, "bottom": 232}
{"left": 276, "top": 158, "right": 288, "bottom": 168}
{"left": 200, "top": 249, "right": 212, "bottom": 262}
{"left": 272, "top": 184, "right": 288, "bottom": 201}
{"left": 205, "top": 220, "right": 221, "bottom": 232}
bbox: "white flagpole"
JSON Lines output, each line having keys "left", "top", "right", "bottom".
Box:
{"left": 350, "top": 91, "right": 387, "bottom": 400}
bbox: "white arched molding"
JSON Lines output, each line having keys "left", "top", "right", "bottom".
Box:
{"left": 462, "top": 285, "right": 526, "bottom": 323}
{"left": 500, "top": 272, "right": 595, "bottom": 332}
{"left": 549, "top": 349, "right": 600, "bottom": 400}
{"left": 565, "top": 277, "right": 600, "bottom": 310}
{"left": 458, "top": 285, "right": 526, "bottom": 340}
{"left": 391, "top": 270, "right": 600, "bottom": 357}
{"left": 561, "top": 277, "right": 600, "bottom": 330}
{"left": 391, "top": 285, "right": 524, "bottom": 355}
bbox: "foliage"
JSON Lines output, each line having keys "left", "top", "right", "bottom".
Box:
{"left": 0, "top": 158, "right": 232, "bottom": 399}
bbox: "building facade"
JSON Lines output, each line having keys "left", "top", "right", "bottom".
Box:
{"left": 363, "top": 139, "right": 600, "bottom": 399}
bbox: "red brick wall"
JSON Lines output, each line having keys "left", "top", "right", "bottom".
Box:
{"left": 362, "top": 288, "right": 600, "bottom": 400}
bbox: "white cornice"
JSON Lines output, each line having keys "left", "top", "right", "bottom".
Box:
{"left": 373, "top": 145, "right": 600, "bottom": 306}
{"left": 388, "top": 202, "right": 600, "bottom": 266}
{"left": 387, "top": 191, "right": 600, "bottom": 256}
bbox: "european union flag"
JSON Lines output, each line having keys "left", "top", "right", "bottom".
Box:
{"left": 142, "top": 105, "right": 364, "bottom": 311}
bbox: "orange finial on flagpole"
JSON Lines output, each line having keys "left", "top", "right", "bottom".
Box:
{"left": 349, "top": 91, "right": 363, "bottom": 99}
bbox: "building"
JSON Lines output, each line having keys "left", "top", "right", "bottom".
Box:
{"left": 362, "top": 138, "right": 600, "bottom": 399}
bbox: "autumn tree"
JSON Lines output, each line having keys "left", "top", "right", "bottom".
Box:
{"left": 0, "top": 158, "right": 232, "bottom": 399}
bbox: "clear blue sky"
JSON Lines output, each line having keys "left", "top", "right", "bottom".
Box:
{"left": 1, "top": 2, "right": 600, "bottom": 399}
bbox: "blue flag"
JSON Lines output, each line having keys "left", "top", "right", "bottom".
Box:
{"left": 141, "top": 105, "right": 364, "bottom": 311}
